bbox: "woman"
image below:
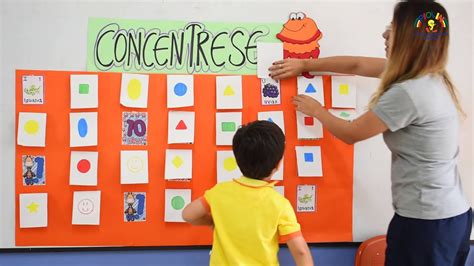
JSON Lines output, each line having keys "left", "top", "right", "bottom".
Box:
{"left": 269, "top": 1, "right": 471, "bottom": 265}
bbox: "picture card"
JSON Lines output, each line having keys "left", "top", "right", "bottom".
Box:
{"left": 122, "top": 112, "right": 148, "bottom": 146}
{"left": 70, "top": 112, "right": 98, "bottom": 147}
{"left": 271, "top": 157, "right": 284, "bottom": 181}
{"left": 261, "top": 78, "right": 281, "bottom": 105}
{"left": 165, "top": 149, "right": 192, "bottom": 180}
{"left": 19, "top": 193, "right": 47, "bottom": 228}
{"left": 257, "top": 42, "right": 283, "bottom": 78}
{"left": 72, "top": 191, "right": 101, "bottom": 225}
{"left": 295, "top": 146, "right": 323, "bottom": 177}
{"left": 124, "top": 192, "right": 146, "bottom": 222}
{"left": 329, "top": 109, "right": 358, "bottom": 121}
{"left": 70, "top": 74, "right": 98, "bottom": 109}
{"left": 120, "top": 150, "right": 149, "bottom": 184}
{"left": 216, "top": 112, "right": 242, "bottom": 146}
{"left": 164, "top": 189, "right": 191, "bottom": 223}
{"left": 22, "top": 155, "right": 46, "bottom": 186}
{"left": 22, "top": 75, "right": 44, "bottom": 104}
{"left": 216, "top": 75, "right": 243, "bottom": 109}
{"left": 216, "top": 150, "right": 242, "bottom": 183}
{"left": 168, "top": 111, "right": 195, "bottom": 144}
{"left": 17, "top": 112, "right": 47, "bottom": 147}
{"left": 274, "top": 186, "right": 285, "bottom": 196}
{"left": 120, "top": 73, "right": 149, "bottom": 108}
{"left": 258, "top": 111, "right": 285, "bottom": 134}
{"left": 297, "top": 185, "right": 316, "bottom": 212}
{"left": 70, "top": 151, "right": 98, "bottom": 186}
{"left": 297, "top": 76, "right": 325, "bottom": 106}
{"left": 331, "top": 76, "right": 356, "bottom": 108}
{"left": 296, "top": 111, "right": 323, "bottom": 139}
{"left": 167, "top": 75, "right": 194, "bottom": 108}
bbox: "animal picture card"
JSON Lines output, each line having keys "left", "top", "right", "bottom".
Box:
{"left": 122, "top": 112, "right": 148, "bottom": 146}
{"left": 168, "top": 111, "right": 195, "bottom": 144}
{"left": 216, "top": 150, "right": 242, "bottom": 183}
{"left": 296, "top": 111, "right": 323, "bottom": 139}
{"left": 167, "top": 75, "right": 194, "bottom": 108}
{"left": 17, "top": 112, "right": 47, "bottom": 147}
{"left": 261, "top": 78, "right": 281, "bottom": 105}
{"left": 164, "top": 189, "right": 191, "bottom": 223}
{"left": 70, "top": 112, "right": 98, "bottom": 147}
{"left": 21, "top": 155, "right": 45, "bottom": 186}
{"left": 258, "top": 111, "right": 285, "bottom": 134}
{"left": 72, "top": 190, "right": 101, "bottom": 225}
{"left": 257, "top": 42, "right": 283, "bottom": 78}
{"left": 216, "top": 112, "right": 242, "bottom": 146}
{"left": 216, "top": 75, "right": 243, "bottom": 109}
{"left": 120, "top": 73, "right": 149, "bottom": 108}
{"left": 329, "top": 109, "right": 358, "bottom": 121}
{"left": 69, "top": 151, "right": 98, "bottom": 186}
{"left": 297, "top": 185, "right": 316, "bottom": 212}
{"left": 297, "top": 76, "right": 325, "bottom": 106}
{"left": 331, "top": 76, "right": 357, "bottom": 108}
{"left": 19, "top": 193, "right": 47, "bottom": 228}
{"left": 120, "top": 150, "right": 149, "bottom": 184}
{"left": 70, "top": 74, "right": 98, "bottom": 109}
{"left": 124, "top": 192, "right": 146, "bottom": 222}
{"left": 295, "top": 146, "right": 323, "bottom": 177}
{"left": 164, "top": 149, "right": 192, "bottom": 180}
{"left": 22, "top": 75, "right": 44, "bottom": 104}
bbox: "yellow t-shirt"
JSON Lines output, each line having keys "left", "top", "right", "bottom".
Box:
{"left": 201, "top": 176, "right": 302, "bottom": 266}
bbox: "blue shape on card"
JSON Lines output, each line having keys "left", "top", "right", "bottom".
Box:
{"left": 304, "top": 153, "right": 314, "bottom": 162}
{"left": 34, "top": 157, "right": 44, "bottom": 180}
{"left": 78, "top": 118, "right": 88, "bottom": 138}
{"left": 136, "top": 194, "right": 146, "bottom": 215}
{"left": 174, "top": 83, "right": 187, "bottom": 96}
{"left": 305, "top": 83, "right": 316, "bottom": 93}
{"left": 267, "top": 117, "right": 274, "bottom": 123}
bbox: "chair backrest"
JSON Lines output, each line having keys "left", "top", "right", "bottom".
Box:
{"left": 354, "top": 235, "right": 387, "bottom": 266}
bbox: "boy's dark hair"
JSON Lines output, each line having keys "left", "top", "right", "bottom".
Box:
{"left": 232, "top": 120, "right": 285, "bottom": 180}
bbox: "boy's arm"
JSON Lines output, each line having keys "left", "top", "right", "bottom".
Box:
{"left": 287, "top": 236, "right": 314, "bottom": 266}
{"left": 182, "top": 198, "right": 214, "bottom": 226}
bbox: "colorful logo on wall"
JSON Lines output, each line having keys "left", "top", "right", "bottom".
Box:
{"left": 414, "top": 11, "right": 448, "bottom": 40}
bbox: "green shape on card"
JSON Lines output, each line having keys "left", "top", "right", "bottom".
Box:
{"left": 221, "top": 122, "right": 236, "bottom": 132}
{"left": 171, "top": 196, "right": 185, "bottom": 210}
{"left": 79, "top": 84, "right": 90, "bottom": 94}
{"left": 340, "top": 112, "right": 350, "bottom": 118}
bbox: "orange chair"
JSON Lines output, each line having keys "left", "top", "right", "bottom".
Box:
{"left": 354, "top": 235, "right": 387, "bottom": 266}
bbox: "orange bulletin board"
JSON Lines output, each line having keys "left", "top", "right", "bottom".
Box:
{"left": 15, "top": 70, "right": 353, "bottom": 246}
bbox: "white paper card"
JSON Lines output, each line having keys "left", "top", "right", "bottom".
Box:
{"left": 271, "top": 157, "right": 284, "bottom": 181}
{"left": 257, "top": 42, "right": 283, "bottom": 78}
{"left": 22, "top": 75, "right": 44, "bottom": 104}
{"left": 70, "top": 112, "right": 98, "bottom": 147}
{"left": 331, "top": 76, "right": 356, "bottom": 108}
{"left": 296, "top": 111, "right": 323, "bottom": 139}
{"left": 165, "top": 189, "right": 191, "bottom": 222}
{"left": 216, "top": 112, "right": 242, "bottom": 146}
{"left": 296, "top": 146, "right": 323, "bottom": 177}
{"left": 167, "top": 75, "right": 194, "bottom": 108}
{"left": 72, "top": 191, "right": 101, "bottom": 225}
{"left": 216, "top": 150, "right": 242, "bottom": 183}
{"left": 17, "top": 112, "right": 47, "bottom": 147}
{"left": 168, "top": 111, "right": 195, "bottom": 144}
{"left": 274, "top": 186, "right": 285, "bottom": 196}
{"left": 258, "top": 111, "right": 285, "bottom": 134}
{"left": 329, "top": 109, "right": 358, "bottom": 121}
{"left": 121, "top": 150, "right": 149, "bottom": 184}
{"left": 70, "top": 151, "right": 98, "bottom": 186}
{"left": 216, "top": 75, "right": 243, "bottom": 109}
{"left": 297, "top": 185, "right": 316, "bottom": 212}
{"left": 297, "top": 76, "right": 325, "bottom": 106}
{"left": 261, "top": 78, "right": 281, "bottom": 105}
{"left": 120, "top": 73, "right": 149, "bottom": 108}
{"left": 19, "top": 193, "right": 48, "bottom": 228}
{"left": 70, "top": 74, "right": 99, "bottom": 109}
{"left": 165, "top": 149, "right": 192, "bottom": 180}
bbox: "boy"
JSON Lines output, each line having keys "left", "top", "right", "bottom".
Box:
{"left": 182, "top": 120, "right": 313, "bottom": 266}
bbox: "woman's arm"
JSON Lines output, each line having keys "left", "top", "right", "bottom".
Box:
{"left": 269, "top": 56, "right": 386, "bottom": 79}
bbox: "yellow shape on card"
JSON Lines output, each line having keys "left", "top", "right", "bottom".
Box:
{"left": 26, "top": 202, "right": 39, "bottom": 213}
{"left": 127, "top": 78, "right": 142, "bottom": 100}
{"left": 223, "top": 85, "right": 235, "bottom": 96}
{"left": 339, "top": 84, "right": 349, "bottom": 95}
{"left": 127, "top": 156, "right": 144, "bottom": 173}
{"left": 172, "top": 156, "right": 184, "bottom": 168}
{"left": 24, "top": 120, "right": 39, "bottom": 135}
{"left": 223, "top": 157, "right": 237, "bottom": 172}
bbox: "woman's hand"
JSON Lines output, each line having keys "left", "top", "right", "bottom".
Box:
{"left": 292, "top": 95, "right": 324, "bottom": 118}
{"left": 269, "top": 59, "right": 307, "bottom": 80}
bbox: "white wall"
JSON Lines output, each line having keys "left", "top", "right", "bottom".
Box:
{"left": 0, "top": 0, "right": 472, "bottom": 248}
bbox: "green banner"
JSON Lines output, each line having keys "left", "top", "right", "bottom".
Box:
{"left": 87, "top": 18, "right": 281, "bottom": 74}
